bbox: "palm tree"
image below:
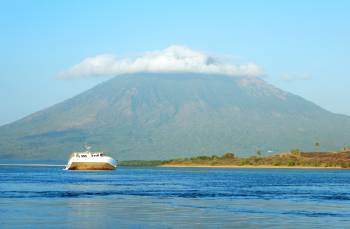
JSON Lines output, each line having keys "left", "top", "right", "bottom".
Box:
{"left": 256, "top": 149, "right": 262, "bottom": 157}
{"left": 315, "top": 142, "right": 320, "bottom": 151}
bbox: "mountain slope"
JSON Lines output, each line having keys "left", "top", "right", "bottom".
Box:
{"left": 1, "top": 73, "right": 350, "bottom": 160}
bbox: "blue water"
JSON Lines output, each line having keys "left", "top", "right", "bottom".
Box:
{"left": 1, "top": 164, "right": 350, "bottom": 228}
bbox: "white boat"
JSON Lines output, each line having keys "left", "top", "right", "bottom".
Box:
{"left": 65, "top": 149, "right": 117, "bottom": 170}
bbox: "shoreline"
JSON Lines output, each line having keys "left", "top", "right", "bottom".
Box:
{"left": 160, "top": 164, "right": 346, "bottom": 169}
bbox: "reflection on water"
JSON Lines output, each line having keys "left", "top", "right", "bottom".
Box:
{"left": 1, "top": 165, "right": 350, "bottom": 228}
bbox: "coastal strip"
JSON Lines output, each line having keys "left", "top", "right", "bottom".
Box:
{"left": 120, "top": 150, "right": 350, "bottom": 169}
{"left": 160, "top": 164, "right": 344, "bottom": 169}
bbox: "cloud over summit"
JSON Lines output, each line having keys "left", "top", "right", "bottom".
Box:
{"left": 59, "top": 45, "right": 263, "bottom": 79}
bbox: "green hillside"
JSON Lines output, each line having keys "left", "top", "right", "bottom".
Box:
{"left": 1, "top": 73, "right": 350, "bottom": 160}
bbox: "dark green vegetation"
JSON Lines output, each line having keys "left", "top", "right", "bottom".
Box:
{"left": 119, "top": 160, "right": 163, "bottom": 166}
{"left": 122, "top": 150, "right": 350, "bottom": 168}
{"left": 1, "top": 73, "right": 350, "bottom": 160}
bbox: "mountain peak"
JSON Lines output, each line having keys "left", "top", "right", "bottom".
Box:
{"left": 1, "top": 73, "right": 349, "bottom": 160}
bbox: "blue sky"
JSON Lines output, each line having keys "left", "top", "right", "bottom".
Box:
{"left": 1, "top": 0, "right": 349, "bottom": 125}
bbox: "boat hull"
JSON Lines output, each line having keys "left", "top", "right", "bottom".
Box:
{"left": 66, "top": 162, "right": 116, "bottom": 170}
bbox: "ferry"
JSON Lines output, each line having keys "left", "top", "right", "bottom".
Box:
{"left": 65, "top": 148, "right": 117, "bottom": 170}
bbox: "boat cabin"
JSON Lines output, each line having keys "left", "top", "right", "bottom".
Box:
{"left": 71, "top": 152, "right": 105, "bottom": 158}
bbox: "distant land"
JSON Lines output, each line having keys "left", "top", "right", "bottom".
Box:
{"left": 0, "top": 73, "right": 350, "bottom": 160}
{"left": 120, "top": 150, "right": 350, "bottom": 169}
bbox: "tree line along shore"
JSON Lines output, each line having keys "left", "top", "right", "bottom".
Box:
{"left": 119, "top": 149, "right": 350, "bottom": 168}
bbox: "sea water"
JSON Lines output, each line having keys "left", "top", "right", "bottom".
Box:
{"left": 1, "top": 164, "right": 350, "bottom": 228}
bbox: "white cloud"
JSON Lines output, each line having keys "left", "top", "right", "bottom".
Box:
{"left": 280, "top": 74, "right": 312, "bottom": 82}
{"left": 58, "top": 45, "right": 263, "bottom": 79}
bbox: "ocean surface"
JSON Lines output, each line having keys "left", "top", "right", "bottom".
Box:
{"left": 1, "top": 163, "right": 350, "bottom": 228}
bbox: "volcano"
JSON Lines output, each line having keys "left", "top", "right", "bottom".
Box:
{"left": 1, "top": 73, "right": 349, "bottom": 160}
